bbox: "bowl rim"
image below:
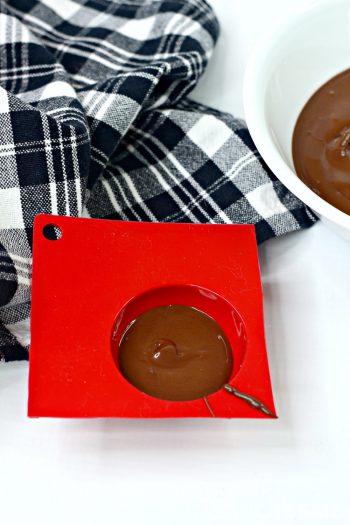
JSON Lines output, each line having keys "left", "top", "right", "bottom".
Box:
{"left": 243, "top": 0, "right": 350, "bottom": 230}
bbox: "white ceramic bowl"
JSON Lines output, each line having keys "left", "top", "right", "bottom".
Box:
{"left": 244, "top": 0, "right": 350, "bottom": 240}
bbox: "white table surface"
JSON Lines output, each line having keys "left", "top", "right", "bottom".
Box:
{"left": 1, "top": 1, "right": 350, "bottom": 524}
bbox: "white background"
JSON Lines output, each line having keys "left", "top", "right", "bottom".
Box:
{"left": 1, "top": 1, "right": 350, "bottom": 523}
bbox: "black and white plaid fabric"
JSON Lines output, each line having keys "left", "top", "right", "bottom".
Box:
{"left": 0, "top": 0, "right": 317, "bottom": 362}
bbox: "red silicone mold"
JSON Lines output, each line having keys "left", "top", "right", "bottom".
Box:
{"left": 28, "top": 215, "right": 276, "bottom": 419}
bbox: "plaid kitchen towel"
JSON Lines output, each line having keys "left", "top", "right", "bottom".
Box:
{"left": 0, "top": 0, "right": 317, "bottom": 362}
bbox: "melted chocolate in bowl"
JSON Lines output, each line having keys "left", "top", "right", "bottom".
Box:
{"left": 293, "top": 68, "right": 350, "bottom": 215}
{"left": 118, "top": 305, "right": 233, "bottom": 401}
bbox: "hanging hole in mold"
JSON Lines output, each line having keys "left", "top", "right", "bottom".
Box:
{"left": 43, "top": 224, "right": 62, "bottom": 241}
